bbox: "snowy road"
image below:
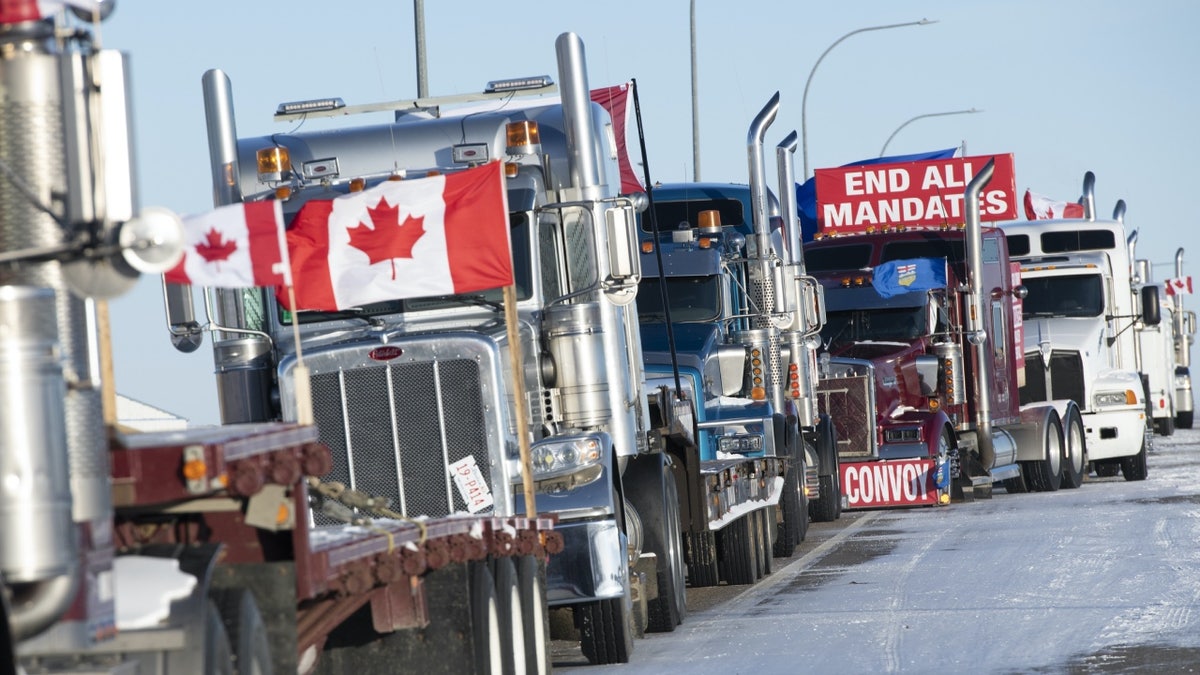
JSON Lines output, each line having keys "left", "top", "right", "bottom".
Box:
{"left": 557, "top": 429, "right": 1200, "bottom": 673}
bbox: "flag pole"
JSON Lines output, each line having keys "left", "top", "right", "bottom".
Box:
{"left": 503, "top": 283, "right": 536, "bottom": 518}
{"left": 273, "top": 202, "right": 314, "bottom": 426}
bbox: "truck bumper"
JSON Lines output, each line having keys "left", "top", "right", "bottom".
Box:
{"left": 1083, "top": 408, "right": 1146, "bottom": 461}
{"left": 545, "top": 518, "right": 627, "bottom": 606}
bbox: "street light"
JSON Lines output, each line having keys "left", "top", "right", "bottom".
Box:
{"left": 879, "top": 108, "right": 982, "bottom": 157}
{"left": 801, "top": 18, "right": 937, "bottom": 179}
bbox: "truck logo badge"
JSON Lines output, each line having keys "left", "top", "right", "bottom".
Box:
{"left": 369, "top": 346, "right": 404, "bottom": 361}
{"left": 898, "top": 263, "right": 917, "bottom": 287}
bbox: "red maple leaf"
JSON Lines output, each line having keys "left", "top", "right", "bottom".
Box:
{"left": 195, "top": 228, "right": 237, "bottom": 263}
{"left": 346, "top": 198, "right": 426, "bottom": 279}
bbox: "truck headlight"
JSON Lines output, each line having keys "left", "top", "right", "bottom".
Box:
{"left": 1094, "top": 390, "right": 1136, "bottom": 407}
{"left": 717, "top": 433, "right": 764, "bottom": 455}
{"left": 529, "top": 436, "right": 602, "bottom": 479}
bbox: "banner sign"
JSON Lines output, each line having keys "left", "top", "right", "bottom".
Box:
{"left": 815, "top": 153, "right": 1018, "bottom": 234}
{"left": 840, "top": 458, "right": 939, "bottom": 508}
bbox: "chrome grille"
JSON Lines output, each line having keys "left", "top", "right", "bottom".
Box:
{"left": 307, "top": 356, "right": 494, "bottom": 523}
{"left": 1020, "top": 351, "right": 1085, "bottom": 407}
{"left": 817, "top": 373, "right": 875, "bottom": 458}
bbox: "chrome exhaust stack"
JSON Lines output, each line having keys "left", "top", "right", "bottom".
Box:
{"left": 964, "top": 158, "right": 997, "bottom": 470}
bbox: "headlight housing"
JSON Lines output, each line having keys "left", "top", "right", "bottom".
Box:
{"left": 529, "top": 436, "right": 602, "bottom": 479}
{"left": 717, "top": 433, "right": 764, "bottom": 455}
{"left": 1094, "top": 390, "right": 1136, "bottom": 407}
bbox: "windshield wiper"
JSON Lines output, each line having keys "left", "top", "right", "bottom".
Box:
{"left": 433, "top": 294, "right": 504, "bottom": 312}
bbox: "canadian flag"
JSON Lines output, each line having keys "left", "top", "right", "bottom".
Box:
{"left": 590, "top": 83, "right": 644, "bottom": 195}
{"left": 283, "top": 160, "right": 512, "bottom": 311}
{"left": 1166, "top": 277, "right": 1194, "bottom": 296}
{"left": 0, "top": 0, "right": 101, "bottom": 22}
{"left": 1023, "top": 189, "right": 1085, "bottom": 220}
{"left": 164, "top": 200, "right": 287, "bottom": 288}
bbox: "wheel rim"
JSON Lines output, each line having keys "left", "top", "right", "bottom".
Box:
{"left": 1048, "top": 421, "right": 1063, "bottom": 475}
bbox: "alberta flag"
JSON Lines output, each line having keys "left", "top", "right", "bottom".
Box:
{"left": 873, "top": 258, "right": 947, "bottom": 298}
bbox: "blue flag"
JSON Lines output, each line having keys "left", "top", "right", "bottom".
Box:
{"left": 796, "top": 147, "right": 959, "bottom": 242}
{"left": 872, "top": 258, "right": 947, "bottom": 298}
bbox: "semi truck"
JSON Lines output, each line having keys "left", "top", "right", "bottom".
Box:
{"left": 1000, "top": 172, "right": 1153, "bottom": 481}
{"left": 1170, "top": 248, "right": 1195, "bottom": 429}
{"left": 803, "top": 155, "right": 1080, "bottom": 509}
{"left": 1, "top": 4, "right": 559, "bottom": 674}
{"left": 1127, "top": 214, "right": 1180, "bottom": 437}
{"left": 635, "top": 99, "right": 841, "bottom": 558}
{"left": 157, "top": 29, "right": 789, "bottom": 665}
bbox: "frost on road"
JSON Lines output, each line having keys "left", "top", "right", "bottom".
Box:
{"left": 562, "top": 430, "right": 1200, "bottom": 674}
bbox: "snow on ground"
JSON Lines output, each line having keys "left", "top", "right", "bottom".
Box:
{"left": 565, "top": 429, "right": 1200, "bottom": 673}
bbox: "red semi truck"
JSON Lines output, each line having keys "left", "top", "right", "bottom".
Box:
{"left": 803, "top": 155, "right": 1084, "bottom": 509}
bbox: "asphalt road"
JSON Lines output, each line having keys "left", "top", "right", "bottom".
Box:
{"left": 554, "top": 427, "right": 1200, "bottom": 673}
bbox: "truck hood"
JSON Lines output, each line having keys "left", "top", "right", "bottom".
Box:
{"left": 1023, "top": 317, "right": 1105, "bottom": 358}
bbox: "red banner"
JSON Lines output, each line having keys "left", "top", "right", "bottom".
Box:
{"left": 815, "top": 154, "right": 1017, "bottom": 234}
{"left": 840, "top": 458, "right": 939, "bottom": 508}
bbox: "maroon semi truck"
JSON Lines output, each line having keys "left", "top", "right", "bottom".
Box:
{"left": 803, "top": 155, "right": 1084, "bottom": 509}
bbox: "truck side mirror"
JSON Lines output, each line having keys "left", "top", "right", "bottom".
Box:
{"left": 163, "top": 280, "right": 205, "bottom": 353}
{"left": 1186, "top": 310, "right": 1197, "bottom": 335}
{"left": 1141, "top": 285, "right": 1162, "bottom": 326}
{"left": 605, "top": 204, "right": 640, "bottom": 282}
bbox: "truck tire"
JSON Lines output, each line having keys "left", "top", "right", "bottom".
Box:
{"left": 1059, "top": 406, "right": 1086, "bottom": 489}
{"left": 753, "top": 508, "right": 772, "bottom": 578}
{"left": 210, "top": 587, "right": 272, "bottom": 675}
{"left": 1177, "top": 410, "right": 1194, "bottom": 429}
{"left": 809, "top": 422, "right": 842, "bottom": 523}
{"left": 1120, "top": 437, "right": 1149, "bottom": 481}
{"left": 2, "top": 576, "right": 15, "bottom": 675}
{"left": 773, "top": 456, "right": 807, "bottom": 557}
{"left": 516, "top": 556, "right": 551, "bottom": 675}
{"left": 686, "top": 531, "right": 719, "bottom": 588}
{"left": 1022, "top": 414, "right": 1063, "bottom": 492}
{"left": 717, "top": 515, "right": 758, "bottom": 586}
{"left": 205, "top": 599, "right": 234, "bottom": 675}
{"left": 1155, "top": 415, "right": 1176, "bottom": 437}
{"left": 576, "top": 595, "right": 634, "bottom": 665}
{"left": 625, "top": 456, "right": 686, "bottom": 633}
{"left": 470, "top": 560, "right": 503, "bottom": 674}
{"left": 491, "top": 557, "right": 527, "bottom": 675}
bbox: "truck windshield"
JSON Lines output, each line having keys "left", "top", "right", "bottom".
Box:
{"left": 281, "top": 212, "right": 533, "bottom": 324}
{"left": 638, "top": 276, "right": 722, "bottom": 323}
{"left": 1021, "top": 274, "right": 1104, "bottom": 318}
{"left": 821, "top": 305, "right": 926, "bottom": 345}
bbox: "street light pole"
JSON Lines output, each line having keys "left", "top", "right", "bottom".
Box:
{"left": 801, "top": 18, "right": 936, "bottom": 179}
{"left": 879, "top": 108, "right": 982, "bottom": 156}
{"left": 690, "top": 0, "right": 701, "bottom": 181}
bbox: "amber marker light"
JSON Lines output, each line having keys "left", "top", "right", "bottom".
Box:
{"left": 641, "top": 241, "right": 654, "bottom": 253}
{"left": 274, "top": 186, "right": 292, "bottom": 200}
{"left": 182, "top": 457, "right": 207, "bottom": 482}
{"left": 349, "top": 177, "right": 366, "bottom": 192}
{"left": 750, "top": 386, "right": 767, "bottom": 401}
{"left": 506, "top": 120, "right": 541, "bottom": 152}
{"left": 504, "top": 162, "right": 519, "bottom": 178}
{"left": 257, "top": 146, "right": 289, "bottom": 177}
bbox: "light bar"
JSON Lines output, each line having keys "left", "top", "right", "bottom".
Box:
{"left": 275, "top": 97, "right": 346, "bottom": 116}
{"left": 486, "top": 75, "right": 554, "bottom": 93}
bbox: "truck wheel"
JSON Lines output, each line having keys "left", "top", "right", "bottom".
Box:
{"left": 470, "top": 561, "right": 503, "bottom": 674}
{"left": 773, "top": 458, "right": 807, "bottom": 557}
{"left": 686, "top": 531, "right": 719, "bottom": 588}
{"left": 210, "top": 587, "right": 272, "bottom": 675}
{"left": 1155, "top": 415, "right": 1176, "bottom": 437}
{"left": 205, "top": 599, "right": 235, "bottom": 675}
{"left": 1059, "top": 406, "right": 1086, "bottom": 489}
{"left": 576, "top": 595, "right": 634, "bottom": 664}
{"left": 2, "top": 577, "right": 16, "bottom": 675}
{"left": 1022, "top": 414, "right": 1063, "bottom": 492}
{"left": 516, "top": 556, "right": 551, "bottom": 675}
{"left": 625, "top": 456, "right": 686, "bottom": 633}
{"left": 1120, "top": 437, "right": 1149, "bottom": 481}
{"left": 1176, "top": 410, "right": 1194, "bottom": 429}
{"left": 491, "top": 557, "right": 527, "bottom": 675}
{"left": 809, "top": 424, "right": 842, "bottom": 522}
{"left": 717, "top": 515, "right": 758, "bottom": 585}
{"left": 753, "top": 508, "right": 772, "bottom": 578}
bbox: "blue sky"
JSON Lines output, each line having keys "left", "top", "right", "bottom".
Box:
{"left": 100, "top": 1, "right": 1199, "bottom": 425}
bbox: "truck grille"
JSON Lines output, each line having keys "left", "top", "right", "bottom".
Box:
{"left": 1020, "top": 351, "right": 1085, "bottom": 407}
{"left": 816, "top": 373, "right": 875, "bottom": 458}
{"left": 286, "top": 336, "right": 510, "bottom": 525}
